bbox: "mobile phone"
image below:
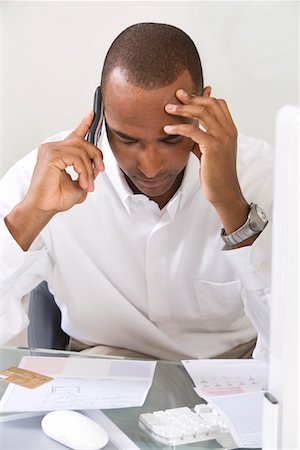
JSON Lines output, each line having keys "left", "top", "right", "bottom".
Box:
{"left": 87, "top": 86, "right": 104, "bottom": 147}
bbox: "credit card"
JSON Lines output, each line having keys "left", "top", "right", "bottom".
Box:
{"left": 0, "top": 367, "right": 53, "bottom": 389}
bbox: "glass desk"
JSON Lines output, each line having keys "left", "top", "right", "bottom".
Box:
{"left": 0, "top": 346, "right": 255, "bottom": 450}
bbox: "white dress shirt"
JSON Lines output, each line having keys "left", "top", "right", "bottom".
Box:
{"left": 0, "top": 129, "right": 273, "bottom": 360}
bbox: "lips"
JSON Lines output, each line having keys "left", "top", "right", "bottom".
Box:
{"left": 135, "top": 177, "right": 168, "bottom": 189}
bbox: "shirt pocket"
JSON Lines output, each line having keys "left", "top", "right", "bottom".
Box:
{"left": 194, "top": 280, "right": 244, "bottom": 331}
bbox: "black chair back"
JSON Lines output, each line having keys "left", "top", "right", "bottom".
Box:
{"left": 28, "top": 281, "right": 69, "bottom": 350}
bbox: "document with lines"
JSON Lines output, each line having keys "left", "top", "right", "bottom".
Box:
{"left": 0, "top": 356, "right": 156, "bottom": 412}
{"left": 181, "top": 359, "right": 267, "bottom": 448}
{"left": 182, "top": 359, "right": 268, "bottom": 398}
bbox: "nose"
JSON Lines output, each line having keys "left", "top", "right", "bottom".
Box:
{"left": 138, "top": 145, "right": 163, "bottom": 178}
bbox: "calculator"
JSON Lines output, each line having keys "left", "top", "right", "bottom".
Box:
{"left": 139, "top": 403, "right": 236, "bottom": 447}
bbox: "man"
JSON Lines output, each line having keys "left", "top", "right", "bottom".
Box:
{"left": 0, "top": 23, "right": 272, "bottom": 360}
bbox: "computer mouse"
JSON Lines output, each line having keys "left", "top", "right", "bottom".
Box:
{"left": 41, "top": 410, "right": 109, "bottom": 450}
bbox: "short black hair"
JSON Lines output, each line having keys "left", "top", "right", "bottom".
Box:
{"left": 101, "top": 23, "right": 203, "bottom": 96}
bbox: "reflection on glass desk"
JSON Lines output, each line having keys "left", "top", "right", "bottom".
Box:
{"left": 0, "top": 346, "right": 259, "bottom": 450}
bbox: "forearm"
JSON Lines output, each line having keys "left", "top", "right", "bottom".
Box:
{"left": 4, "top": 201, "right": 55, "bottom": 251}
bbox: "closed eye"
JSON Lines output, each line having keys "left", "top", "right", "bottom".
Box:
{"left": 162, "top": 139, "right": 182, "bottom": 145}
{"left": 121, "top": 139, "right": 138, "bottom": 145}
{"left": 161, "top": 137, "right": 183, "bottom": 145}
{"left": 109, "top": 128, "right": 139, "bottom": 145}
{"left": 120, "top": 137, "right": 183, "bottom": 145}
{"left": 116, "top": 135, "right": 139, "bottom": 145}
{"left": 110, "top": 127, "right": 182, "bottom": 146}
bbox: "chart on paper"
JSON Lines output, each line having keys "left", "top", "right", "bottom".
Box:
{"left": 182, "top": 359, "right": 268, "bottom": 397}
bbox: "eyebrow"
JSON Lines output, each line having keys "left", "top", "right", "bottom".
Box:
{"left": 111, "top": 129, "right": 138, "bottom": 140}
{"left": 110, "top": 128, "right": 181, "bottom": 141}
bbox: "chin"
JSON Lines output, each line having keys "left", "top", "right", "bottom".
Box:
{"left": 135, "top": 180, "right": 175, "bottom": 198}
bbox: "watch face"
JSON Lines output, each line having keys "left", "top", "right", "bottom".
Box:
{"left": 249, "top": 204, "right": 268, "bottom": 232}
{"left": 256, "top": 205, "right": 268, "bottom": 223}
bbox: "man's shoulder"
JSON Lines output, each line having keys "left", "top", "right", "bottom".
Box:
{"left": 2, "top": 130, "right": 71, "bottom": 183}
{"left": 42, "top": 129, "right": 72, "bottom": 144}
{"left": 237, "top": 132, "right": 273, "bottom": 167}
{"left": 236, "top": 133, "right": 273, "bottom": 215}
{"left": 237, "top": 132, "right": 273, "bottom": 153}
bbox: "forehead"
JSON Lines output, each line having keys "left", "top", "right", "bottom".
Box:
{"left": 103, "top": 68, "right": 195, "bottom": 131}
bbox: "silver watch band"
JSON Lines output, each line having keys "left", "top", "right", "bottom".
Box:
{"left": 221, "top": 222, "right": 255, "bottom": 246}
{"left": 221, "top": 203, "right": 268, "bottom": 247}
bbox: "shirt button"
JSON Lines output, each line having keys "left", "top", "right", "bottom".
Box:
{"left": 259, "top": 261, "right": 269, "bottom": 271}
{"left": 247, "top": 265, "right": 255, "bottom": 273}
{"left": 259, "top": 260, "right": 268, "bottom": 269}
{"left": 153, "top": 273, "right": 161, "bottom": 281}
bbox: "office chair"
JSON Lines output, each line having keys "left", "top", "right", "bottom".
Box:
{"left": 28, "top": 281, "right": 69, "bottom": 350}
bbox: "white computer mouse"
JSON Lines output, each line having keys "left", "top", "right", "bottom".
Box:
{"left": 41, "top": 410, "right": 109, "bottom": 450}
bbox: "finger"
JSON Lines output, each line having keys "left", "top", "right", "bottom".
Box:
{"left": 81, "top": 142, "right": 105, "bottom": 173}
{"left": 59, "top": 153, "right": 93, "bottom": 191}
{"left": 164, "top": 123, "right": 209, "bottom": 147}
{"left": 75, "top": 151, "right": 96, "bottom": 191}
{"left": 193, "top": 97, "right": 230, "bottom": 127}
{"left": 73, "top": 149, "right": 104, "bottom": 191}
{"left": 78, "top": 143, "right": 105, "bottom": 176}
{"left": 165, "top": 103, "right": 221, "bottom": 135}
{"left": 175, "top": 86, "right": 212, "bottom": 103}
{"left": 174, "top": 88, "right": 194, "bottom": 104}
{"left": 65, "top": 138, "right": 105, "bottom": 174}
{"left": 174, "top": 91, "right": 230, "bottom": 128}
{"left": 92, "top": 151, "right": 105, "bottom": 177}
{"left": 60, "top": 171, "right": 89, "bottom": 203}
{"left": 166, "top": 99, "right": 222, "bottom": 118}
{"left": 68, "top": 111, "right": 95, "bottom": 139}
{"left": 218, "top": 99, "right": 238, "bottom": 133}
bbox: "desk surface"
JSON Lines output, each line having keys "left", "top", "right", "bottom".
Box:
{"left": 0, "top": 346, "right": 253, "bottom": 450}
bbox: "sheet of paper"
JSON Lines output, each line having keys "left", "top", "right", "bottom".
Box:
{"left": 207, "top": 391, "right": 264, "bottom": 448}
{"left": 182, "top": 359, "right": 268, "bottom": 397}
{"left": 0, "top": 356, "right": 156, "bottom": 412}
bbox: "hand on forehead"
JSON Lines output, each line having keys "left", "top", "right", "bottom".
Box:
{"left": 104, "top": 68, "right": 197, "bottom": 133}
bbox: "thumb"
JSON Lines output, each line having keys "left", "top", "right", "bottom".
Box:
{"left": 68, "top": 112, "right": 95, "bottom": 139}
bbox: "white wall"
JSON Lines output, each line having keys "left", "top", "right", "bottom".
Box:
{"left": 1, "top": 1, "right": 299, "bottom": 175}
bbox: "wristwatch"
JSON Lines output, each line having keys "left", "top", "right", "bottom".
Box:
{"left": 221, "top": 203, "right": 268, "bottom": 246}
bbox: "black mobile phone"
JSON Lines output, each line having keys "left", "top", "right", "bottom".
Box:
{"left": 87, "top": 86, "right": 104, "bottom": 147}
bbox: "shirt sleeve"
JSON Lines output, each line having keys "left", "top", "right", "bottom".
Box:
{"left": 0, "top": 150, "right": 53, "bottom": 344}
{"left": 0, "top": 219, "right": 54, "bottom": 344}
{"left": 0, "top": 131, "right": 71, "bottom": 344}
{"left": 223, "top": 223, "right": 272, "bottom": 360}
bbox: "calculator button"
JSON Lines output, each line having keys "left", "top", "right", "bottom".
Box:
{"left": 139, "top": 403, "right": 230, "bottom": 446}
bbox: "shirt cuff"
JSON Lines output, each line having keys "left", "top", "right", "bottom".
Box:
{"left": 222, "top": 223, "right": 272, "bottom": 290}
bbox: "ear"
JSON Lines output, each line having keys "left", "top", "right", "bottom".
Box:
{"left": 203, "top": 86, "right": 212, "bottom": 97}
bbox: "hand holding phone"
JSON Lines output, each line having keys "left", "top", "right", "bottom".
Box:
{"left": 7, "top": 89, "right": 105, "bottom": 252}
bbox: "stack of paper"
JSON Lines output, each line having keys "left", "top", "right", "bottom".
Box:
{"left": 182, "top": 359, "right": 268, "bottom": 448}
